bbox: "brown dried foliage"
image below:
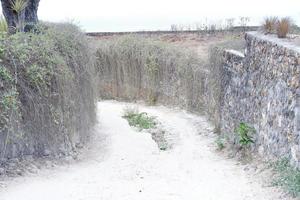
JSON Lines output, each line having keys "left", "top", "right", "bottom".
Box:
{"left": 277, "top": 17, "right": 292, "bottom": 38}
{"left": 262, "top": 17, "right": 278, "bottom": 34}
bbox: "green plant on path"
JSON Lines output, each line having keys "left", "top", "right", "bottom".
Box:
{"left": 123, "top": 107, "right": 157, "bottom": 131}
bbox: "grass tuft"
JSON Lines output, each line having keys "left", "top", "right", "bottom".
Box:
{"left": 262, "top": 16, "right": 278, "bottom": 34}
{"left": 122, "top": 107, "right": 156, "bottom": 131}
{"left": 277, "top": 17, "right": 292, "bottom": 38}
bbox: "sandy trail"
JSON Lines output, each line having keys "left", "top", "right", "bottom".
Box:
{"left": 0, "top": 101, "right": 287, "bottom": 200}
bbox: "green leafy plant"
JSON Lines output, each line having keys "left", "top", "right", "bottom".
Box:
{"left": 235, "top": 122, "right": 255, "bottom": 146}
{"left": 159, "top": 145, "right": 167, "bottom": 151}
{"left": 123, "top": 107, "right": 156, "bottom": 130}
{"left": 26, "top": 64, "right": 48, "bottom": 87}
{"left": 0, "top": 66, "right": 13, "bottom": 82}
{"left": 271, "top": 158, "right": 300, "bottom": 197}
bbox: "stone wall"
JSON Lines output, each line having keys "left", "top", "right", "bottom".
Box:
{"left": 221, "top": 32, "right": 300, "bottom": 167}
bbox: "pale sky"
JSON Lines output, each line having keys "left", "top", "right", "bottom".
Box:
{"left": 1, "top": 0, "right": 300, "bottom": 32}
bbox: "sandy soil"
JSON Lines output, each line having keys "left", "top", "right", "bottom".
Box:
{"left": 0, "top": 101, "right": 291, "bottom": 200}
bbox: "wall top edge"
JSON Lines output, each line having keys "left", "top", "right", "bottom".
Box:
{"left": 246, "top": 31, "right": 300, "bottom": 54}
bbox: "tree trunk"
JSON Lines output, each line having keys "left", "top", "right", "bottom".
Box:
{"left": 0, "top": 0, "right": 40, "bottom": 34}
{"left": 1, "top": 0, "right": 18, "bottom": 34}
{"left": 24, "top": 0, "right": 40, "bottom": 32}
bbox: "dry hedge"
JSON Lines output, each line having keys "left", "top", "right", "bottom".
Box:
{"left": 95, "top": 35, "right": 224, "bottom": 125}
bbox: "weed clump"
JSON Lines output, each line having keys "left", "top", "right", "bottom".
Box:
{"left": 235, "top": 122, "right": 255, "bottom": 147}
{"left": 122, "top": 107, "right": 156, "bottom": 130}
{"left": 122, "top": 106, "right": 170, "bottom": 150}
{"left": 271, "top": 158, "right": 300, "bottom": 197}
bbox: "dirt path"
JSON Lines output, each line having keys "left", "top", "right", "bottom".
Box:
{"left": 0, "top": 101, "right": 289, "bottom": 200}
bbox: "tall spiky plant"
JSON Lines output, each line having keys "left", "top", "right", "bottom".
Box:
{"left": 10, "top": 0, "right": 28, "bottom": 32}
{"left": 10, "top": 0, "right": 28, "bottom": 13}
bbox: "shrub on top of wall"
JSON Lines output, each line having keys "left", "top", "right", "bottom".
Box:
{"left": 261, "top": 16, "right": 278, "bottom": 34}
{"left": 261, "top": 17, "right": 295, "bottom": 38}
{"left": 276, "top": 17, "right": 292, "bottom": 38}
{"left": 0, "top": 23, "right": 96, "bottom": 160}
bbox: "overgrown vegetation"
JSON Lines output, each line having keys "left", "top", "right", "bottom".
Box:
{"left": 95, "top": 35, "right": 205, "bottom": 109}
{"left": 271, "top": 158, "right": 300, "bottom": 197}
{"left": 122, "top": 107, "right": 156, "bottom": 131}
{"left": 0, "top": 22, "right": 96, "bottom": 159}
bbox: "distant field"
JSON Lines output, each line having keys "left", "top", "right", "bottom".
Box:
{"left": 89, "top": 25, "right": 300, "bottom": 61}
{"left": 89, "top": 31, "right": 246, "bottom": 62}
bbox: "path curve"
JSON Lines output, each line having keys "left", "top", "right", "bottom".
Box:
{"left": 0, "top": 101, "right": 288, "bottom": 200}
